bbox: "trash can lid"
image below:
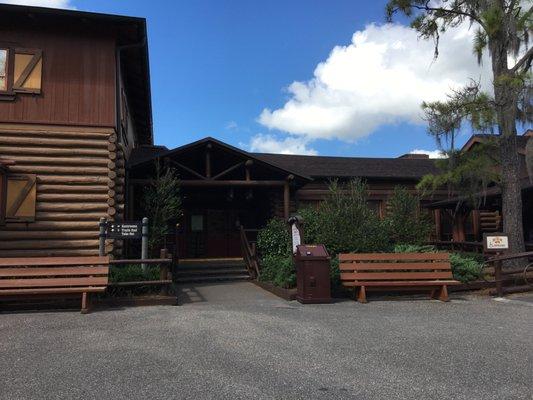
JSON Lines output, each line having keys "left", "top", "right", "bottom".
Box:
{"left": 295, "top": 244, "right": 329, "bottom": 257}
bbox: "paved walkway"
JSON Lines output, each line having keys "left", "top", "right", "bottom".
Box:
{"left": 1, "top": 282, "right": 532, "bottom": 400}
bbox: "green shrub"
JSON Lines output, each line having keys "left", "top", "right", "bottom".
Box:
{"left": 105, "top": 264, "right": 164, "bottom": 298}
{"left": 256, "top": 218, "right": 291, "bottom": 258}
{"left": 393, "top": 245, "right": 484, "bottom": 283}
{"left": 259, "top": 255, "right": 296, "bottom": 288}
{"left": 109, "top": 264, "right": 160, "bottom": 283}
{"left": 393, "top": 244, "right": 436, "bottom": 253}
{"left": 384, "top": 186, "right": 433, "bottom": 246}
{"left": 298, "top": 207, "right": 321, "bottom": 244}
{"left": 309, "top": 180, "right": 389, "bottom": 254}
{"left": 330, "top": 256, "right": 341, "bottom": 289}
{"left": 449, "top": 253, "right": 484, "bottom": 283}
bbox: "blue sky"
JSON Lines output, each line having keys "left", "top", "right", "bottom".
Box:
{"left": 6, "top": 0, "right": 496, "bottom": 157}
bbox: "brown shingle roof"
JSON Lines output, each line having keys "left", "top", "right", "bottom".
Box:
{"left": 128, "top": 145, "right": 169, "bottom": 166}
{"left": 252, "top": 153, "right": 439, "bottom": 180}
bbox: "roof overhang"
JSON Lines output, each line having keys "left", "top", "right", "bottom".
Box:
{"left": 129, "top": 137, "right": 312, "bottom": 184}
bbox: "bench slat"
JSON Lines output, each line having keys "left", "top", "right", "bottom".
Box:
{"left": 0, "top": 266, "right": 109, "bottom": 277}
{"left": 339, "top": 253, "right": 449, "bottom": 261}
{"left": 0, "top": 277, "right": 108, "bottom": 288}
{"left": 340, "top": 271, "right": 454, "bottom": 280}
{"left": 0, "top": 256, "right": 109, "bottom": 267}
{"left": 342, "top": 280, "right": 460, "bottom": 287}
{"left": 0, "top": 287, "right": 106, "bottom": 295}
{"left": 339, "top": 262, "right": 452, "bottom": 271}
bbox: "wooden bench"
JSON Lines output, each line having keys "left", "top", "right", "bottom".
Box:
{"left": 0, "top": 256, "right": 110, "bottom": 313}
{"left": 339, "top": 253, "right": 460, "bottom": 303}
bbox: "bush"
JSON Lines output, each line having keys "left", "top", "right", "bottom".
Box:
{"left": 105, "top": 264, "right": 163, "bottom": 298}
{"left": 393, "top": 244, "right": 436, "bottom": 253}
{"left": 393, "top": 245, "right": 484, "bottom": 283}
{"left": 384, "top": 186, "right": 432, "bottom": 246}
{"left": 449, "top": 253, "right": 484, "bottom": 283}
{"left": 259, "top": 255, "right": 296, "bottom": 288}
{"left": 109, "top": 264, "right": 160, "bottom": 283}
{"left": 256, "top": 218, "right": 291, "bottom": 258}
{"left": 309, "top": 180, "right": 389, "bottom": 254}
{"left": 298, "top": 207, "right": 321, "bottom": 244}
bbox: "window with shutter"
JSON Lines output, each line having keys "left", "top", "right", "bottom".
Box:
{"left": 5, "top": 174, "right": 37, "bottom": 222}
{"left": 13, "top": 49, "right": 42, "bottom": 94}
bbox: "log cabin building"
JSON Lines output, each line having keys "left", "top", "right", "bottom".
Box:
{"left": 0, "top": 4, "right": 530, "bottom": 264}
{"left": 128, "top": 137, "right": 448, "bottom": 259}
{"left": 425, "top": 130, "right": 533, "bottom": 246}
{"left": 0, "top": 5, "right": 152, "bottom": 258}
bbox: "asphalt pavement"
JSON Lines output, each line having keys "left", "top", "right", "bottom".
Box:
{"left": 1, "top": 282, "right": 532, "bottom": 400}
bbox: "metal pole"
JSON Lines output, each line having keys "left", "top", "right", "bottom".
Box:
{"left": 99, "top": 217, "right": 107, "bottom": 257}
{"left": 141, "top": 217, "right": 149, "bottom": 272}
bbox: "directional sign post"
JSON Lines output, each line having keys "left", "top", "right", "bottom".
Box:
{"left": 107, "top": 222, "right": 142, "bottom": 239}
{"left": 98, "top": 218, "right": 148, "bottom": 265}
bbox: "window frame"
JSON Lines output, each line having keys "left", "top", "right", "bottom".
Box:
{"left": 12, "top": 48, "right": 43, "bottom": 95}
{"left": 5, "top": 173, "right": 37, "bottom": 223}
{"left": 0, "top": 47, "right": 14, "bottom": 97}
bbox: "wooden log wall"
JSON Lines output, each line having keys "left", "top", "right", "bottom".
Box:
{"left": 0, "top": 123, "right": 125, "bottom": 258}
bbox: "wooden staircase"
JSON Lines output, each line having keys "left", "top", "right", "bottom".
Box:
{"left": 175, "top": 258, "right": 251, "bottom": 284}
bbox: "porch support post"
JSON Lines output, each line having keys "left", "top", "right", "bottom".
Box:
{"left": 245, "top": 160, "right": 253, "bottom": 181}
{"left": 284, "top": 174, "right": 294, "bottom": 221}
{"left": 205, "top": 143, "right": 212, "bottom": 178}
{"left": 452, "top": 210, "right": 466, "bottom": 242}
{"left": 472, "top": 209, "right": 480, "bottom": 241}
{"left": 434, "top": 209, "right": 441, "bottom": 241}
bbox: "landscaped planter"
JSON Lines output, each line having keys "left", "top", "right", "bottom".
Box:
{"left": 253, "top": 280, "right": 297, "bottom": 301}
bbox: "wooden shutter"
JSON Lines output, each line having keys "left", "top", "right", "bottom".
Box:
{"left": 5, "top": 174, "right": 36, "bottom": 221}
{"left": 13, "top": 49, "right": 42, "bottom": 94}
{"left": 0, "top": 170, "right": 5, "bottom": 225}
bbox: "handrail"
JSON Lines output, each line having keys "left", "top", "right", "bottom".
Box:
{"left": 239, "top": 225, "right": 260, "bottom": 279}
{"left": 428, "top": 241, "right": 484, "bottom": 253}
{"left": 487, "top": 251, "right": 533, "bottom": 263}
{"left": 486, "top": 251, "right": 533, "bottom": 296}
{"left": 108, "top": 249, "right": 173, "bottom": 295}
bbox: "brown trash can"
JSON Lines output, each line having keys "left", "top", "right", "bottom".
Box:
{"left": 295, "top": 244, "right": 332, "bottom": 304}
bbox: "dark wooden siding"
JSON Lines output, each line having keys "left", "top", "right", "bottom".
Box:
{"left": 0, "top": 29, "right": 116, "bottom": 127}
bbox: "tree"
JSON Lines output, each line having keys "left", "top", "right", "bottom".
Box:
{"left": 142, "top": 163, "right": 182, "bottom": 255}
{"left": 384, "top": 186, "right": 433, "bottom": 246}
{"left": 386, "top": 0, "right": 532, "bottom": 254}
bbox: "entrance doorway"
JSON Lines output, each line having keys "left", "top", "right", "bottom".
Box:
{"left": 177, "top": 209, "right": 242, "bottom": 258}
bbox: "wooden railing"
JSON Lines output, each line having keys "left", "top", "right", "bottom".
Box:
{"left": 239, "top": 226, "right": 260, "bottom": 279}
{"left": 430, "top": 241, "right": 533, "bottom": 255}
{"left": 487, "top": 251, "right": 533, "bottom": 296}
{"left": 429, "top": 241, "right": 485, "bottom": 254}
{"left": 108, "top": 249, "right": 173, "bottom": 295}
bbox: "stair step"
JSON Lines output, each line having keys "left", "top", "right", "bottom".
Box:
{"left": 176, "top": 268, "right": 248, "bottom": 276}
{"left": 177, "top": 264, "right": 246, "bottom": 272}
{"left": 177, "top": 274, "right": 251, "bottom": 284}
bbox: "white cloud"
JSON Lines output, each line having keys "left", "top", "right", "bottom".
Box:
{"left": 225, "top": 121, "right": 238, "bottom": 130}
{"left": 0, "top": 0, "right": 75, "bottom": 8}
{"left": 245, "top": 133, "right": 318, "bottom": 155}
{"left": 410, "top": 149, "right": 447, "bottom": 159}
{"left": 259, "top": 23, "right": 491, "bottom": 142}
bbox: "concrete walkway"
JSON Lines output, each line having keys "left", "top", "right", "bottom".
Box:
{"left": 1, "top": 282, "right": 532, "bottom": 400}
